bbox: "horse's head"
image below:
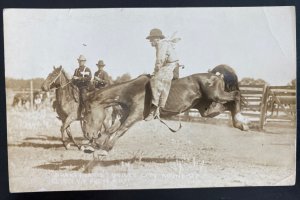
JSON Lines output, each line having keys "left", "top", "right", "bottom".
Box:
{"left": 82, "top": 96, "right": 122, "bottom": 148}
{"left": 82, "top": 100, "right": 107, "bottom": 140}
{"left": 41, "top": 66, "right": 63, "bottom": 91}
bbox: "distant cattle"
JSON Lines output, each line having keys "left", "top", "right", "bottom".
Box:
{"left": 12, "top": 93, "right": 30, "bottom": 109}
{"left": 12, "top": 91, "right": 50, "bottom": 110}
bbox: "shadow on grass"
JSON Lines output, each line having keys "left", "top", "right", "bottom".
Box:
{"left": 35, "top": 157, "right": 187, "bottom": 173}
{"left": 8, "top": 142, "right": 64, "bottom": 149}
{"left": 8, "top": 135, "right": 85, "bottom": 149}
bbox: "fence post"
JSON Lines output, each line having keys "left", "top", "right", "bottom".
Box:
{"left": 30, "top": 80, "right": 33, "bottom": 110}
{"left": 259, "top": 85, "right": 269, "bottom": 130}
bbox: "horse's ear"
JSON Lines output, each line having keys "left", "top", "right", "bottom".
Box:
{"left": 59, "top": 65, "right": 62, "bottom": 69}
{"left": 53, "top": 66, "right": 56, "bottom": 70}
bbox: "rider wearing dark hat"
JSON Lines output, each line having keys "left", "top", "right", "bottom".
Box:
{"left": 145, "top": 28, "right": 179, "bottom": 121}
{"left": 94, "top": 60, "right": 110, "bottom": 89}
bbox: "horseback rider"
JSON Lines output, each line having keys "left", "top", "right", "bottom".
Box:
{"left": 145, "top": 28, "right": 180, "bottom": 121}
{"left": 94, "top": 60, "right": 110, "bottom": 89}
{"left": 144, "top": 29, "right": 229, "bottom": 120}
{"left": 72, "top": 55, "right": 92, "bottom": 110}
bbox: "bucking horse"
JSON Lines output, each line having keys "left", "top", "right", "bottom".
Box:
{"left": 82, "top": 64, "right": 250, "bottom": 156}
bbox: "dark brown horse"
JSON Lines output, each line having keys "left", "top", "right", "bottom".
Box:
{"left": 83, "top": 65, "right": 250, "bottom": 155}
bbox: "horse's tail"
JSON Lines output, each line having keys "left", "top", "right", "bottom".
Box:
{"left": 210, "top": 64, "right": 248, "bottom": 108}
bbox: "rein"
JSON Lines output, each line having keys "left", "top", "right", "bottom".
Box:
{"left": 55, "top": 80, "right": 72, "bottom": 90}
{"left": 49, "top": 69, "right": 72, "bottom": 90}
{"left": 156, "top": 109, "right": 183, "bottom": 132}
{"left": 158, "top": 117, "right": 182, "bottom": 132}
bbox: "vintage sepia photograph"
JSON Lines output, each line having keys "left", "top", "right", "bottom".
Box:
{"left": 4, "top": 7, "right": 296, "bottom": 192}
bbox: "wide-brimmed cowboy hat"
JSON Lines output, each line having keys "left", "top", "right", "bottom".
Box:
{"left": 146, "top": 28, "right": 165, "bottom": 39}
{"left": 96, "top": 60, "right": 105, "bottom": 67}
{"left": 77, "top": 55, "right": 86, "bottom": 61}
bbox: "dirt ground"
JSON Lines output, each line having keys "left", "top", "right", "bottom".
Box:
{"left": 6, "top": 106, "right": 296, "bottom": 192}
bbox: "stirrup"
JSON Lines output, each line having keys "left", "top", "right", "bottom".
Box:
{"left": 144, "top": 106, "right": 160, "bottom": 121}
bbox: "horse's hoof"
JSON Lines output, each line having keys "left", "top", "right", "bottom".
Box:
{"left": 79, "top": 146, "right": 85, "bottom": 151}
{"left": 242, "top": 124, "right": 249, "bottom": 131}
{"left": 63, "top": 142, "right": 71, "bottom": 150}
{"left": 66, "top": 143, "right": 71, "bottom": 149}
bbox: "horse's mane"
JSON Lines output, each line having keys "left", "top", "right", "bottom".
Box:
{"left": 103, "top": 74, "right": 151, "bottom": 89}
{"left": 61, "top": 68, "right": 72, "bottom": 80}
{"left": 89, "top": 74, "right": 151, "bottom": 101}
{"left": 57, "top": 67, "right": 80, "bottom": 102}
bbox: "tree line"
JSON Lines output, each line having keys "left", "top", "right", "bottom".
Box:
{"left": 5, "top": 78, "right": 45, "bottom": 90}
{"left": 5, "top": 73, "right": 133, "bottom": 91}
{"left": 238, "top": 77, "right": 296, "bottom": 86}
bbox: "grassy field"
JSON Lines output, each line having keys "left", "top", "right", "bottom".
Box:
{"left": 6, "top": 91, "right": 296, "bottom": 192}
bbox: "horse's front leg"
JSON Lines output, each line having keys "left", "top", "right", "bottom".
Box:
{"left": 225, "top": 102, "right": 249, "bottom": 131}
{"left": 61, "top": 114, "right": 76, "bottom": 149}
{"left": 96, "top": 107, "right": 142, "bottom": 155}
{"left": 60, "top": 125, "right": 70, "bottom": 149}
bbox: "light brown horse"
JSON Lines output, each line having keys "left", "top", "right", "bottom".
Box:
{"left": 83, "top": 65, "right": 250, "bottom": 155}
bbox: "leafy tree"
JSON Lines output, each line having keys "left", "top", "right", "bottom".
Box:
{"left": 239, "top": 77, "right": 268, "bottom": 85}
{"left": 288, "top": 79, "right": 296, "bottom": 86}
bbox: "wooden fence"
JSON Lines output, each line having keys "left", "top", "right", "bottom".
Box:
{"left": 9, "top": 80, "right": 55, "bottom": 110}
{"left": 262, "top": 86, "right": 296, "bottom": 122}
{"left": 185, "top": 84, "right": 296, "bottom": 130}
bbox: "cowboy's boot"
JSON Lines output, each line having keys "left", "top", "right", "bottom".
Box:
{"left": 204, "top": 102, "right": 225, "bottom": 117}
{"left": 145, "top": 105, "right": 159, "bottom": 121}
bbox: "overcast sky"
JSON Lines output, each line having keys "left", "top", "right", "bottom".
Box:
{"left": 4, "top": 7, "right": 296, "bottom": 85}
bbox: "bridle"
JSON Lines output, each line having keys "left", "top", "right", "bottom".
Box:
{"left": 48, "top": 68, "right": 71, "bottom": 90}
